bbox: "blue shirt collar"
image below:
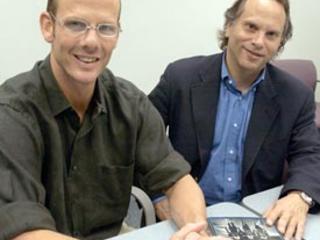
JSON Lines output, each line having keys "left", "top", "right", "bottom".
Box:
{"left": 221, "top": 52, "right": 266, "bottom": 93}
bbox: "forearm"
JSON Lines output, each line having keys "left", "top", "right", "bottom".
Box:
{"left": 165, "top": 174, "right": 206, "bottom": 228}
{"left": 12, "top": 230, "right": 78, "bottom": 240}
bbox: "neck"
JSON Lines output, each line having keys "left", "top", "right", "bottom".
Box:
{"left": 231, "top": 70, "right": 259, "bottom": 93}
{"left": 225, "top": 55, "right": 262, "bottom": 93}
{"left": 50, "top": 56, "right": 96, "bottom": 123}
{"left": 64, "top": 85, "right": 94, "bottom": 123}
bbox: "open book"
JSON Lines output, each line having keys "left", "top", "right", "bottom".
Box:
{"left": 207, "top": 217, "right": 284, "bottom": 240}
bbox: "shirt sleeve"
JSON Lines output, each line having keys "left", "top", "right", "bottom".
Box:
{"left": 134, "top": 93, "right": 191, "bottom": 196}
{"left": 0, "top": 105, "right": 56, "bottom": 239}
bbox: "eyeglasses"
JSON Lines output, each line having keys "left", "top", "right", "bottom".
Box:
{"left": 50, "top": 13, "right": 121, "bottom": 38}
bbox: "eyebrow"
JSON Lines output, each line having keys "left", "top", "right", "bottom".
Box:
{"left": 243, "top": 20, "right": 282, "bottom": 34}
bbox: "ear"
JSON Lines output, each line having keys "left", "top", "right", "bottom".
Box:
{"left": 225, "top": 22, "right": 232, "bottom": 38}
{"left": 112, "top": 22, "right": 122, "bottom": 49}
{"left": 40, "top": 12, "right": 55, "bottom": 43}
{"left": 113, "top": 35, "right": 119, "bottom": 49}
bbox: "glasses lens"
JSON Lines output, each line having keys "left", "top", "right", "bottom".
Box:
{"left": 64, "top": 20, "right": 87, "bottom": 33}
{"left": 98, "top": 24, "right": 118, "bottom": 37}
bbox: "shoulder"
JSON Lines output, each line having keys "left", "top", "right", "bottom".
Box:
{"left": 0, "top": 61, "right": 45, "bottom": 113}
{"left": 100, "top": 68, "right": 146, "bottom": 100}
{"left": 99, "top": 68, "right": 164, "bottom": 128}
{"left": 0, "top": 65, "right": 45, "bottom": 143}
{"left": 164, "top": 53, "right": 221, "bottom": 77}
{"left": 155, "top": 53, "right": 222, "bottom": 91}
{"left": 266, "top": 63, "right": 313, "bottom": 96}
{"left": 99, "top": 69, "right": 152, "bottom": 118}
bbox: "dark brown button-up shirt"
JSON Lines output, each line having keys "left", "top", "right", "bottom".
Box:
{"left": 0, "top": 57, "right": 190, "bottom": 240}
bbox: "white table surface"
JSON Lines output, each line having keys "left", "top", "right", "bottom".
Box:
{"left": 107, "top": 202, "right": 258, "bottom": 240}
{"left": 242, "top": 185, "right": 320, "bottom": 240}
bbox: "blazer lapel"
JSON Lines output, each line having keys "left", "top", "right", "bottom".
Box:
{"left": 191, "top": 55, "right": 222, "bottom": 170}
{"left": 242, "top": 69, "right": 280, "bottom": 179}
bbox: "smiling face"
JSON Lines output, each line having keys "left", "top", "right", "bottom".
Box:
{"left": 225, "top": 0, "right": 286, "bottom": 79}
{"left": 41, "top": 0, "right": 120, "bottom": 89}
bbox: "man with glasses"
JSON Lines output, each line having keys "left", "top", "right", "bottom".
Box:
{"left": 0, "top": 0, "right": 212, "bottom": 239}
{"left": 149, "top": 0, "right": 320, "bottom": 240}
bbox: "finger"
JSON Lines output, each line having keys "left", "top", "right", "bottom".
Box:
{"left": 276, "top": 212, "right": 290, "bottom": 234}
{"left": 264, "top": 204, "right": 282, "bottom": 226}
{"left": 154, "top": 198, "right": 171, "bottom": 220}
{"left": 172, "top": 222, "right": 207, "bottom": 239}
{"left": 263, "top": 202, "right": 275, "bottom": 218}
{"left": 283, "top": 217, "right": 298, "bottom": 240}
{"left": 185, "top": 232, "right": 201, "bottom": 240}
{"left": 188, "top": 221, "right": 207, "bottom": 232}
{"left": 294, "top": 216, "right": 306, "bottom": 240}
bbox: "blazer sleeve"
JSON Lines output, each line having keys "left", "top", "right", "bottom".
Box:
{"left": 281, "top": 89, "right": 320, "bottom": 210}
{"left": 148, "top": 66, "right": 173, "bottom": 127}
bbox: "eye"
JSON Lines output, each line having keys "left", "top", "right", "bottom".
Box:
{"left": 98, "top": 24, "right": 117, "bottom": 35}
{"left": 64, "top": 20, "right": 87, "bottom": 32}
{"left": 244, "top": 23, "right": 257, "bottom": 32}
{"left": 266, "top": 31, "right": 280, "bottom": 40}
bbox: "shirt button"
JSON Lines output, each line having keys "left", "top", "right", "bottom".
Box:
{"left": 233, "top": 123, "right": 238, "bottom": 128}
{"left": 228, "top": 80, "right": 232, "bottom": 85}
{"left": 229, "top": 149, "right": 234, "bottom": 155}
{"left": 72, "top": 165, "right": 78, "bottom": 171}
{"left": 227, "top": 177, "right": 232, "bottom": 182}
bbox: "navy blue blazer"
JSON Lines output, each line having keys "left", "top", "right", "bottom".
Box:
{"left": 149, "top": 53, "right": 320, "bottom": 203}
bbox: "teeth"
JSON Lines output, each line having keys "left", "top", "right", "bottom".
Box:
{"left": 77, "top": 56, "right": 98, "bottom": 63}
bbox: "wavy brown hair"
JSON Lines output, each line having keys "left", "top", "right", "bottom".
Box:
{"left": 218, "top": 0, "right": 293, "bottom": 53}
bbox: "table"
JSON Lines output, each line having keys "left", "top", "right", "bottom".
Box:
{"left": 107, "top": 202, "right": 258, "bottom": 240}
{"left": 242, "top": 185, "right": 320, "bottom": 240}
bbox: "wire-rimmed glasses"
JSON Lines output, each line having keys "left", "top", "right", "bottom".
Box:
{"left": 50, "top": 13, "right": 121, "bottom": 38}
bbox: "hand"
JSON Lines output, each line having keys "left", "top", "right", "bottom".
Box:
{"left": 263, "top": 191, "right": 309, "bottom": 240}
{"left": 12, "top": 230, "right": 78, "bottom": 240}
{"left": 170, "top": 222, "right": 231, "bottom": 240}
{"left": 154, "top": 197, "right": 172, "bottom": 220}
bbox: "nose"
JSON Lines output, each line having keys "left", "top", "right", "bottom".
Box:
{"left": 80, "top": 28, "right": 100, "bottom": 51}
{"left": 251, "top": 31, "right": 264, "bottom": 48}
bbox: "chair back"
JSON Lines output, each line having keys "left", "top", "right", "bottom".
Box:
{"left": 125, "top": 186, "right": 156, "bottom": 228}
{"left": 272, "top": 59, "right": 319, "bottom": 182}
{"left": 272, "top": 59, "right": 317, "bottom": 91}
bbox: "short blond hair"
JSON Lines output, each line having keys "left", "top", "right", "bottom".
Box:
{"left": 46, "top": 0, "right": 122, "bottom": 22}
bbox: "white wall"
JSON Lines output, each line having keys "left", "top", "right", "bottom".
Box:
{"left": 1, "top": 0, "right": 319, "bottom": 96}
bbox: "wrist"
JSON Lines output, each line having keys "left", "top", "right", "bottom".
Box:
{"left": 299, "top": 191, "right": 314, "bottom": 208}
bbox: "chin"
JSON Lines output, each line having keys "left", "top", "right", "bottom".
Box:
{"left": 73, "top": 66, "right": 103, "bottom": 81}
{"left": 70, "top": 72, "right": 99, "bottom": 85}
{"left": 241, "top": 59, "right": 264, "bottom": 71}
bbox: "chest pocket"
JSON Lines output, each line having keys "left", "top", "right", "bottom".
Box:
{"left": 74, "top": 161, "right": 134, "bottom": 236}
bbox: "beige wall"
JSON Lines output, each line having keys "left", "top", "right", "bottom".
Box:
{"left": 0, "top": 0, "right": 319, "bottom": 96}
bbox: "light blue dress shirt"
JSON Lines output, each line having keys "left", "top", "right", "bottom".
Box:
{"left": 199, "top": 54, "right": 265, "bottom": 205}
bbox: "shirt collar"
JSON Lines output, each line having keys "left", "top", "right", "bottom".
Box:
{"left": 92, "top": 78, "right": 108, "bottom": 117}
{"left": 39, "top": 55, "right": 107, "bottom": 117}
{"left": 221, "top": 52, "right": 266, "bottom": 93}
